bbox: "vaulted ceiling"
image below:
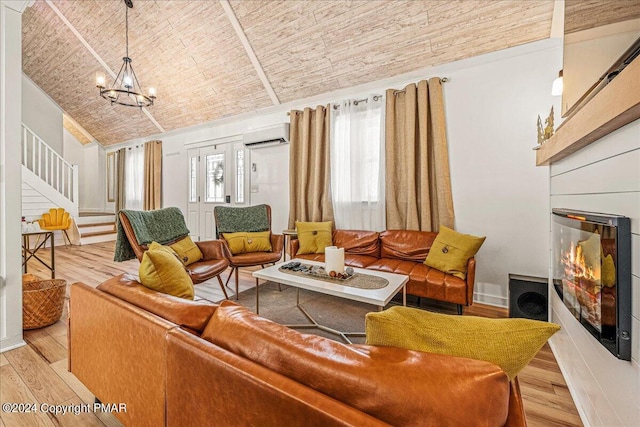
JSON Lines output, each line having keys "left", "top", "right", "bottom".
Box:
{"left": 22, "top": 0, "right": 557, "bottom": 146}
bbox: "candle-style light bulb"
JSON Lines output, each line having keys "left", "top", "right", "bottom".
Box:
{"left": 96, "top": 71, "right": 106, "bottom": 88}
{"left": 123, "top": 74, "right": 133, "bottom": 89}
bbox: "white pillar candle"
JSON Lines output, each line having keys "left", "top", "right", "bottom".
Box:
{"left": 325, "top": 246, "right": 345, "bottom": 274}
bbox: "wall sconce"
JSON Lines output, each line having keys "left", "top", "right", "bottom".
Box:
{"left": 551, "top": 70, "right": 563, "bottom": 96}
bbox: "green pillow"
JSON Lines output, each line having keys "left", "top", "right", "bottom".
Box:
{"left": 295, "top": 221, "right": 333, "bottom": 255}
{"left": 365, "top": 306, "right": 560, "bottom": 380}
{"left": 170, "top": 236, "right": 203, "bottom": 266}
{"left": 222, "top": 231, "right": 272, "bottom": 255}
{"left": 139, "top": 242, "right": 194, "bottom": 300}
{"left": 424, "top": 226, "right": 485, "bottom": 279}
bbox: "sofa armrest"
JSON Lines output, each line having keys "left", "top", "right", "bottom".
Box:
{"left": 69, "top": 282, "right": 173, "bottom": 426}
{"left": 195, "top": 239, "right": 227, "bottom": 260}
{"left": 505, "top": 377, "right": 527, "bottom": 427}
{"left": 465, "top": 257, "right": 476, "bottom": 306}
{"left": 97, "top": 273, "right": 218, "bottom": 333}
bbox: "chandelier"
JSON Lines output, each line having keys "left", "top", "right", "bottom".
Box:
{"left": 95, "top": 0, "right": 156, "bottom": 108}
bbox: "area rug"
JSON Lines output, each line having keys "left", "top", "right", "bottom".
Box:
{"left": 214, "top": 281, "right": 383, "bottom": 344}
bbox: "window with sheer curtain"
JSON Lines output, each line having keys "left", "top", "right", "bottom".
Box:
{"left": 330, "top": 95, "right": 385, "bottom": 231}
{"left": 124, "top": 144, "right": 144, "bottom": 210}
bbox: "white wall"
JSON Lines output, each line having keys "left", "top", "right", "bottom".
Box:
{"left": 79, "top": 143, "right": 106, "bottom": 213}
{"left": 249, "top": 144, "right": 290, "bottom": 234}
{"left": 22, "top": 74, "right": 63, "bottom": 155}
{"left": 111, "top": 38, "right": 563, "bottom": 307}
{"left": 549, "top": 120, "right": 640, "bottom": 426}
{"left": 444, "top": 43, "right": 562, "bottom": 306}
{"left": 1, "top": 1, "right": 27, "bottom": 352}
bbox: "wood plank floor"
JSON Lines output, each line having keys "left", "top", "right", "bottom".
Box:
{"left": 2, "top": 242, "right": 583, "bottom": 426}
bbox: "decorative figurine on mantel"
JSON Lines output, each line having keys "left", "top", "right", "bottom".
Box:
{"left": 536, "top": 115, "right": 544, "bottom": 146}
{"left": 544, "top": 106, "right": 555, "bottom": 140}
{"left": 534, "top": 106, "right": 555, "bottom": 150}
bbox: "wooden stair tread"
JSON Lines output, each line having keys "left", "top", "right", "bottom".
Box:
{"left": 80, "top": 230, "right": 117, "bottom": 238}
{"left": 78, "top": 212, "right": 115, "bottom": 217}
{"left": 77, "top": 222, "right": 115, "bottom": 228}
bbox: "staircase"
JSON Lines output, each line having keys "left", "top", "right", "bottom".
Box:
{"left": 76, "top": 213, "right": 117, "bottom": 245}
{"left": 21, "top": 124, "right": 81, "bottom": 245}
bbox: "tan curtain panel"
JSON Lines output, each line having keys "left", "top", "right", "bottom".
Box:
{"left": 143, "top": 140, "right": 162, "bottom": 211}
{"left": 115, "top": 148, "right": 126, "bottom": 213}
{"left": 288, "top": 105, "right": 334, "bottom": 229}
{"left": 385, "top": 78, "right": 454, "bottom": 231}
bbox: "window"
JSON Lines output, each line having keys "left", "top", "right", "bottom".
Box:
{"left": 205, "top": 153, "right": 225, "bottom": 203}
{"left": 124, "top": 145, "right": 144, "bottom": 210}
{"left": 189, "top": 156, "right": 197, "bottom": 203}
{"left": 330, "top": 95, "right": 385, "bottom": 231}
{"left": 235, "top": 149, "right": 244, "bottom": 203}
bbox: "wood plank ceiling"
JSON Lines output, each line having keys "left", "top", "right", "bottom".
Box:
{"left": 22, "top": 0, "right": 555, "bottom": 146}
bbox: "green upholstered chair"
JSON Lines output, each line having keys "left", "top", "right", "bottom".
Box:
{"left": 214, "top": 204, "right": 283, "bottom": 299}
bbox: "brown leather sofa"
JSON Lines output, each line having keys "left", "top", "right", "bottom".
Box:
{"left": 290, "top": 230, "right": 476, "bottom": 313}
{"left": 69, "top": 274, "right": 526, "bottom": 427}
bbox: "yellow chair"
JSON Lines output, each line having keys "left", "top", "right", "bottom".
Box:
{"left": 38, "top": 208, "right": 72, "bottom": 247}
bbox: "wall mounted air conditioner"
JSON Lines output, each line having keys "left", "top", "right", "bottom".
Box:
{"left": 242, "top": 123, "right": 290, "bottom": 149}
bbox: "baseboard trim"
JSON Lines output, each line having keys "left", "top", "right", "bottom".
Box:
{"left": 473, "top": 291, "right": 507, "bottom": 308}
{"left": 0, "top": 338, "right": 26, "bottom": 353}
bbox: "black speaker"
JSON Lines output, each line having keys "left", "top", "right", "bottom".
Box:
{"left": 509, "top": 274, "right": 548, "bottom": 321}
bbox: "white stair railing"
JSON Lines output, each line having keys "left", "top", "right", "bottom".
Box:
{"left": 21, "top": 124, "right": 79, "bottom": 205}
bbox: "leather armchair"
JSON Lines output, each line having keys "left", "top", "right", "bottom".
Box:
{"left": 214, "top": 204, "right": 283, "bottom": 299}
{"left": 118, "top": 211, "right": 230, "bottom": 299}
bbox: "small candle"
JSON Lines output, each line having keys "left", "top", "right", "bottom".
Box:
{"left": 325, "top": 246, "right": 345, "bottom": 274}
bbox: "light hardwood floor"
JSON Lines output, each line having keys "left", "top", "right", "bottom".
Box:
{"left": 1, "top": 242, "right": 583, "bottom": 426}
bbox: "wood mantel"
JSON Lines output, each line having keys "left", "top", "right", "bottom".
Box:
{"left": 536, "top": 56, "right": 640, "bottom": 166}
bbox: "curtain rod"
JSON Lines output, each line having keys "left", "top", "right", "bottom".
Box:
{"left": 393, "top": 77, "right": 450, "bottom": 95}
{"left": 287, "top": 77, "right": 450, "bottom": 115}
{"left": 332, "top": 95, "right": 382, "bottom": 109}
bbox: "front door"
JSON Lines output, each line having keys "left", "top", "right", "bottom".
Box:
{"left": 187, "top": 142, "right": 249, "bottom": 241}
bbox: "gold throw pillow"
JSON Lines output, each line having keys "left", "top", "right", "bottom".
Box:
{"left": 222, "top": 231, "right": 272, "bottom": 255}
{"left": 295, "top": 221, "right": 333, "bottom": 255}
{"left": 139, "top": 242, "right": 194, "bottom": 300}
{"left": 424, "top": 225, "right": 485, "bottom": 279}
{"left": 365, "top": 306, "right": 560, "bottom": 380}
{"left": 170, "top": 236, "right": 204, "bottom": 266}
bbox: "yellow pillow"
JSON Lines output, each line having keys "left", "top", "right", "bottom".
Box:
{"left": 170, "top": 236, "right": 203, "bottom": 266}
{"left": 139, "top": 242, "right": 194, "bottom": 300}
{"left": 222, "top": 231, "right": 272, "bottom": 255}
{"left": 424, "top": 226, "right": 485, "bottom": 279}
{"left": 295, "top": 221, "right": 333, "bottom": 255}
{"left": 365, "top": 306, "right": 560, "bottom": 380}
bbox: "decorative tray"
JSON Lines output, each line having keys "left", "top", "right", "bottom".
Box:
{"left": 279, "top": 261, "right": 356, "bottom": 281}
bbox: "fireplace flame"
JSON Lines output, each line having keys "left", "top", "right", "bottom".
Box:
{"left": 562, "top": 243, "right": 600, "bottom": 282}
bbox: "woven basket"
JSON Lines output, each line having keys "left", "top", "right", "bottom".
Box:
{"left": 23, "top": 278, "right": 67, "bottom": 330}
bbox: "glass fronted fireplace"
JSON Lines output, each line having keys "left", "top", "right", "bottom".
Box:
{"left": 552, "top": 208, "right": 631, "bottom": 360}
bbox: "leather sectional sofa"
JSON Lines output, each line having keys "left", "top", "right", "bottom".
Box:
{"left": 290, "top": 230, "right": 476, "bottom": 313}
{"left": 69, "top": 274, "right": 526, "bottom": 427}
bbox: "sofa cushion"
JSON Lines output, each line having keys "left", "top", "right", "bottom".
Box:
{"left": 201, "top": 302, "right": 511, "bottom": 427}
{"left": 424, "top": 226, "right": 485, "bottom": 279}
{"left": 139, "top": 242, "right": 194, "bottom": 299}
{"left": 333, "top": 230, "right": 380, "bottom": 258}
{"left": 365, "top": 306, "right": 560, "bottom": 380}
{"left": 169, "top": 236, "right": 204, "bottom": 266}
{"left": 379, "top": 230, "right": 437, "bottom": 261}
{"left": 296, "top": 221, "right": 333, "bottom": 255}
{"left": 97, "top": 273, "right": 217, "bottom": 332}
{"left": 222, "top": 231, "right": 272, "bottom": 254}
